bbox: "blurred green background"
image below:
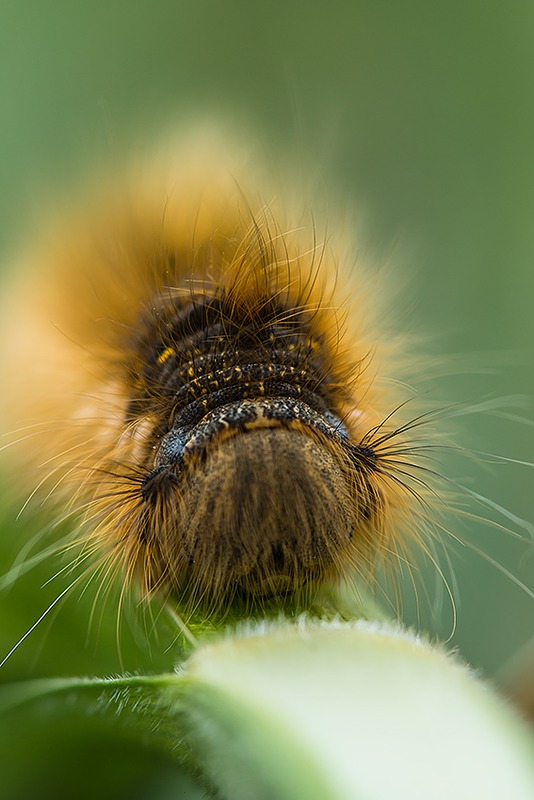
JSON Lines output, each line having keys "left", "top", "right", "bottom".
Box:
{"left": 0, "top": 1, "right": 533, "bottom": 797}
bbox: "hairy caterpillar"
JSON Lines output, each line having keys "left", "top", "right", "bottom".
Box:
{"left": 0, "top": 130, "right": 524, "bottom": 639}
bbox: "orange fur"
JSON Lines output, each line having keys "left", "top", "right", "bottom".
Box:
{"left": 0, "top": 132, "right": 430, "bottom": 617}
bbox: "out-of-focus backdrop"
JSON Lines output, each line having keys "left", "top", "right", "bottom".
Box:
{"left": 0, "top": 2, "right": 532, "bottom": 796}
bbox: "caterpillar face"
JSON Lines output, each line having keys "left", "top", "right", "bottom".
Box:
{"left": 120, "top": 286, "right": 382, "bottom": 608}
{"left": 1, "top": 134, "right": 415, "bottom": 617}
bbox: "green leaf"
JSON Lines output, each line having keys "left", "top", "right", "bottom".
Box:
{"left": 2, "top": 620, "right": 534, "bottom": 799}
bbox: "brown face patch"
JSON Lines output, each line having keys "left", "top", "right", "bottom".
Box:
{"left": 116, "top": 290, "right": 382, "bottom": 612}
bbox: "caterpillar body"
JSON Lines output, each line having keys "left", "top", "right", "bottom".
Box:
{"left": 1, "top": 133, "right": 435, "bottom": 621}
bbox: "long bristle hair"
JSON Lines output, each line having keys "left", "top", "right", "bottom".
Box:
{"left": 0, "top": 131, "right": 486, "bottom": 637}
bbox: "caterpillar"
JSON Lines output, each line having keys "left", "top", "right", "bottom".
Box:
{"left": 0, "top": 130, "right": 480, "bottom": 628}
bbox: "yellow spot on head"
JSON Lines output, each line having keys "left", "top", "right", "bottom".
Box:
{"left": 157, "top": 346, "right": 175, "bottom": 365}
